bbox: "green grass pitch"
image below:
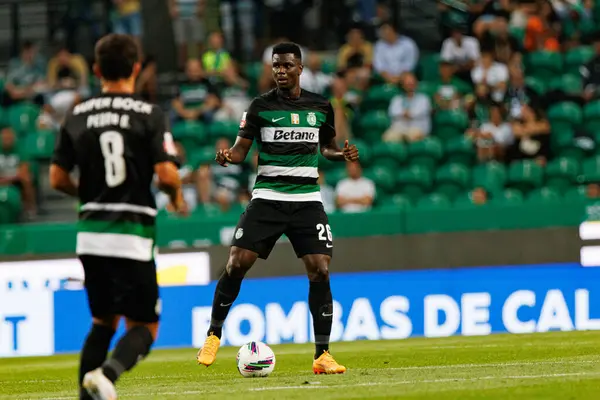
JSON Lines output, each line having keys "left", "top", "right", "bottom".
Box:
{"left": 1, "top": 331, "right": 599, "bottom": 399}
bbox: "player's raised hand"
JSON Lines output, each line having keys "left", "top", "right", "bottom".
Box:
{"left": 343, "top": 140, "right": 359, "bottom": 162}
{"left": 215, "top": 148, "right": 233, "bottom": 167}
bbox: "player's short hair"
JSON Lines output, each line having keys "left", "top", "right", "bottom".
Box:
{"left": 94, "top": 34, "right": 139, "bottom": 81}
{"left": 272, "top": 42, "right": 302, "bottom": 62}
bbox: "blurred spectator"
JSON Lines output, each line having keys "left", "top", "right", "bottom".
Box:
{"left": 383, "top": 73, "right": 431, "bottom": 142}
{"left": 335, "top": 162, "right": 375, "bottom": 213}
{"left": 42, "top": 46, "right": 90, "bottom": 128}
{"left": 480, "top": 16, "right": 522, "bottom": 68}
{"left": 136, "top": 56, "right": 158, "bottom": 103}
{"left": 434, "top": 61, "right": 472, "bottom": 110}
{"left": 581, "top": 32, "right": 600, "bottom": 102}
{"left": 440, "top": 26, "right": 481, "bottom": 83}
{"left": 214, "top": 61, "right": 251, "bottom": 121}
{"left": 112, "top": 0, "right": 142, "bottom": 39}
{"left": 437, "top": 0, "right": 487, "bottom": 38}
{"left": 524, "top": 0, "right": 561, "bottom": 52}
{"left": 301, "top": 53, "right": 333, "bottom": 95}
{"left": 473, "top": 0, "right": 514, "bottom": 38}
{"left": 471, "top": 48, "right": 509, "bottom": 102}
{"left": 202, "top": 31, "right": 233, "bottom": 84}
{"left": 169, "top": 0, "right": 206, "bottom": 69}
{"left": 0, "top": 127, "right": 35, "bottom": 218}
{"left": 466, "top": 84, "right": 492, "bottom": 127}
{"left": 259, "top": 37, "right": 309, "bottom": 93}
{"left": 155, "top": 142, "right": 198, "bottom": 212}
{"left": 337, "top": 24, "right": 373, "bottom": 71}
{"left": 508, "top": 104, "right": 550, "bottom": 164}
{"left": 470, "top": 187, "right": 489, "bottom": 205}
{"left": 373, "top": 22, "right": 419, "bottom": 84}
{"left": 329, "top": 74, "right": 354, "bottom": 142}
{"left": 466, "top": 102, "right": 513, "bottom": 162}
{"left": 171, "top": 59, "right": 221, "bottom": 123}
{"left": 318, "top": 171, "right": 336, "bottom": 214}
{"left": 505, "top": 66, "right": 540, "bottom": 120}
{"left": 198, "top": 138, "right": 248, "bottom": 211}
{"left": 2, "top": 41, "right": 47, "bottom": 108}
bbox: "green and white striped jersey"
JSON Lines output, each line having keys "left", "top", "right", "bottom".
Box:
{"left": 238, "top": 89, "right": 336, "bottom": 202}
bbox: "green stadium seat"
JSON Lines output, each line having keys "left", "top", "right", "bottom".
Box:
{"left": 407, "top": 137, "right": 443, "bottom": 172}
{"left": 7, "top": 104, "right": 40, "bottom": 136}
{"left": 416, "top": 192, "right": 452, "bottom": 210}
{"left": 362, "top": 84, "right": 400, "bottom": 112}
{"left": 453, "top": 191, "right": 487, "bottom": 208}
{"left": 507, "top": 160, "right": 544, "bottom": 194}
{"left": 23, "top": 130, "right": 56, "bottom": 160}
{"left": 318, "top": 154, "right": 336, "bottom": 171}
{"left": 548, "top": 74, "right": 582, "bottom": 95}
{"left": 509, "top": 26, "right": 526, "bottom": 45}
{"left": 524, "top": 76, "right": 546, "bottom": 95}
{"left": 371, "top": 158, "right": 399, "bottom": 171}
{"left": 544, "top": 156, "right": 580, "bottom": 191}
{"left": 472, "top": 161, "right": 507, "bottom": 195}
{"left": 547, "top": 102, "right": 583, "bottom": 127}
{"left": 324, "top": 167, "right": 347, "bottom": 187}
{"left": 493, "top": 188, "right": 525, "bottom": 205}
{"left": 358, "top": 110, "right": 391, "bottom": 137}
{"left": 526, "top": 51, "right": 563, "bottom": 81}
{"left": 444, "top": 136, "right": 475, "bottom": 166}
{"left": 351, "top": 139, "right": 372, "bottom": 166}
{"left": 371, "top": 141, "right": 407, "bottom": 165}
{"left": 581, "top": 155, "right": 600, "bottom": 183}
{"left": 189, "top": 145, "right": 217, "bottom": 168}
{"left": 397, "top": 164, "right": 433, "bottom": 202}
{"left": 565, "top": 185, "right": 588, "bottom": 201}
{"left": 0, "top": 185, "right": 22, "bottom": 221}
{"left": 418, "top": 53, "right": 441, "bottom": 81}
{"left": 564, "top": 47, "right": 595, "bottom": 75}
{"left": 527, "top": 187, "right": 562, "bottom": 204}
{"left": 433, "top": 109, "right": 469, "bottom": 141}
{"left": 208, "top": 120, "right": 239, "bottom": 142}
{"left": 0, "top": 106, "right": 6, "bottom": 127}
{"left": 364, "top": 165, "right": 396, "bottom": 194}
{"left": 417, "top": 81, "right": 438, "bottom": 99}
{"left": 171, "top": 120, "right": 207, "bottom": 150}
{"left": 320, "top": 58, "right": 337, "bottom": 74}
{"left": 583, "top": 100, "right": 600, "bottom": 133}
{"left": 435, "top": 163, "right": 471, "bottom": 201}
{"left": 550, "top": 126, "right": 585, "bottom": 161}
{"left": 378, "top": 193, "right": 413, "bottom": 209}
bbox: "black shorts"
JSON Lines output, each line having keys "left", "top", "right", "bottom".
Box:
{"left": 79, "top": 255, "right": 160, "bottom": 323}
{"left": 232, "top": 199, "right": 333, "bottom": 259}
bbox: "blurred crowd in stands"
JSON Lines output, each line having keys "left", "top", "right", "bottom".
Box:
{"left": 2, "top": 0, "right": 600, "bottom": 224}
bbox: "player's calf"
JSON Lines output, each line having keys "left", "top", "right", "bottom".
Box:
{"left": 101, "top": 325, "right": 154, "bottom": 383}
{"left": 79, "top": 324, "right": 115, "bottom": 400}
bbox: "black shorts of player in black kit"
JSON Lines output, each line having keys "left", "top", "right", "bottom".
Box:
{"left": 79, "top": 255, "right": 160, "bottom": 323}
{"left": 232, "top": 199, "right": 333, "bottom": 259}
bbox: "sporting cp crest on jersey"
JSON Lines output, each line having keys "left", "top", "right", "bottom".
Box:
{"left": 291, "top": 113, "right": 300, "bottom": 125}
{"left": 307, "top": 112, "right": 317, "bottom": 126}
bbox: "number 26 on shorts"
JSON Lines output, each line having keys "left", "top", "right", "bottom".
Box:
{"left": 316, "top": 223, "right": 333, "bottom": 242}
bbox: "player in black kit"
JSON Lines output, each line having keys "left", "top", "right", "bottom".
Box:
{"left": 50, "top": 34, "right": 187, "bottom": 400}
{"left": 196, "top": 42, "right": 359, "bottom": 374}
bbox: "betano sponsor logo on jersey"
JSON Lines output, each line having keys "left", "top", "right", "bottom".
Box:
{"left": 261, "top": 127, "right": 319, "bottom": 143}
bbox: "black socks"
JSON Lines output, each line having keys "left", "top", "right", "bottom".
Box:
{"left": 207, "top": 271, "right": 243, "bottom": 339}
{"left": 101, "top": 326, "right": 154, "bottom": 383}
{"left": 79, "top": 324, "right": 115, "bottom": 400}
{"left": 309, "top": 280, "right": 333, "bottom": 359}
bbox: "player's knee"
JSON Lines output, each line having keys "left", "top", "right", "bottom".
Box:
{"left": 226, "top": 248, "right": 254, "bottom": 278}
{"left": 307, "top": 261, "right": 330, "bottom": 282}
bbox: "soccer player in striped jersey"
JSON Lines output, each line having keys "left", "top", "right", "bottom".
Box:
{"left": 197, "top": 42, "right": 359, "bottom": 374}
{"left": 50, "top": 34, "right": 187, "bottom": 400}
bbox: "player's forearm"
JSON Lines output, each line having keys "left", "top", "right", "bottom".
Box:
{"left": 55, "top": 179, "right": 78, "bottom": 197}
{"left": 228, "top": 146, "right": 249, "bottom": 164}
{"left": 321, "top": 146, "right": 345, "bottom": 162}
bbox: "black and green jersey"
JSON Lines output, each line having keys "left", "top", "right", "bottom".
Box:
{"left": 238, "top": 89, "right": 336, "bottom": 202}
{"left": 178, "top": 78, "right": 219, "bottom": 108}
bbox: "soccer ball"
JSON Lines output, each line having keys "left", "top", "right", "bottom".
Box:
{"left": 236, "top": 341, "right": 276, "bottom": 377}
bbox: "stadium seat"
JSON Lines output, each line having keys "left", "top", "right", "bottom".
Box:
{"left": 444, "top": 136, "right": 475, "bottom": 166}
{"left": 564, "top": 46, "right": 595, "bottom": 75}
{"left": 361, "top": 84, "right": 400, "bottom": 112}
{"left": 320, "top": 58, "right": 337, "bottom": 75}
{"left": 208, "top": 120, "right": 239, "bottom": 142}
{"left": 433, "top": 109, "right": 469, "bottom": 141}
{"left": 351, "top": 139, "right": 372, "bottom": 166}
{"left": 472, "top": 161, "right": 507, "bottom": 195}
{"left": 527, "top": 187, "right": 562, "bottom": 204}
{"left": 371, "top": 141, "right": 407, "bottom": 165}
{"left": 358, "top": 110, "right": 391, "bottom": 137}
{"left": 0, "top": 185, "right": 22, "bottom": 221}
{"left": 378, "top": 193, "right": 413, "bottom": 209}
{"left": 581, "top": 155, "right": 600, "bottom": 183}
{"left": 435, "top": 163, "right": 471, "bottom": 201}
{"left": 324, "top": 167, "right": 347, "bottom": 188}
{"left": 547, "top": 102, "right": 583, "bottom": 128}
{"left": 417, "top": 81, "right": 438, "bottom": 98}
{"left": 418, "top": 53, "right": 440, "bottom": 81}
{"left": 548, "top": 74, "right": 582, "bottom": 95}
{"left": 550, "top": 126, "right": 586, "bottom": 161}
{"left": 406, "top": 137, "right": 443, "bottom": 172}
{"left": 23, "top": 130, "right": 56, "bottom": 160}
{"left": 364, "top": 165, "right": 396, "bottom": 194}
{"left": 524, "top": 76, "right": 546, "bottom": 95}
{"left": 507, "top": 160, "right": 544, "bottom": 194}
{"left": 188, "top": 145, "right": 217, "bottom": 168}
{"left": 493, "top": 188, "right": 525, "bottom": 205}
{"left": 544, "top": 156, "right": 580, "bottom": 191}
{"left": 396, "top": 164, "right": 433, "bottom": 203}
{"left": 453, "top": 191, "right": 486, "bottom": 208}
{"left": 7, "top": 103, "right": 40, "bottom": 136}
{"left": 564, "top": 185, "right": 588, "bottom": 201}
{"left": 526, "top": 51, "right": 563, "bottom": 81}
{"left": 583, "top": 100, "right": 600, "bottom": 133}
{"left": 171, "top": 120, "right": 207, "bottom": 150}
{"left": 0, "top": 106, "right": 6, "bottom": 127}
{"left": 416, "top": 192, "right": 452, "bottom": 210}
